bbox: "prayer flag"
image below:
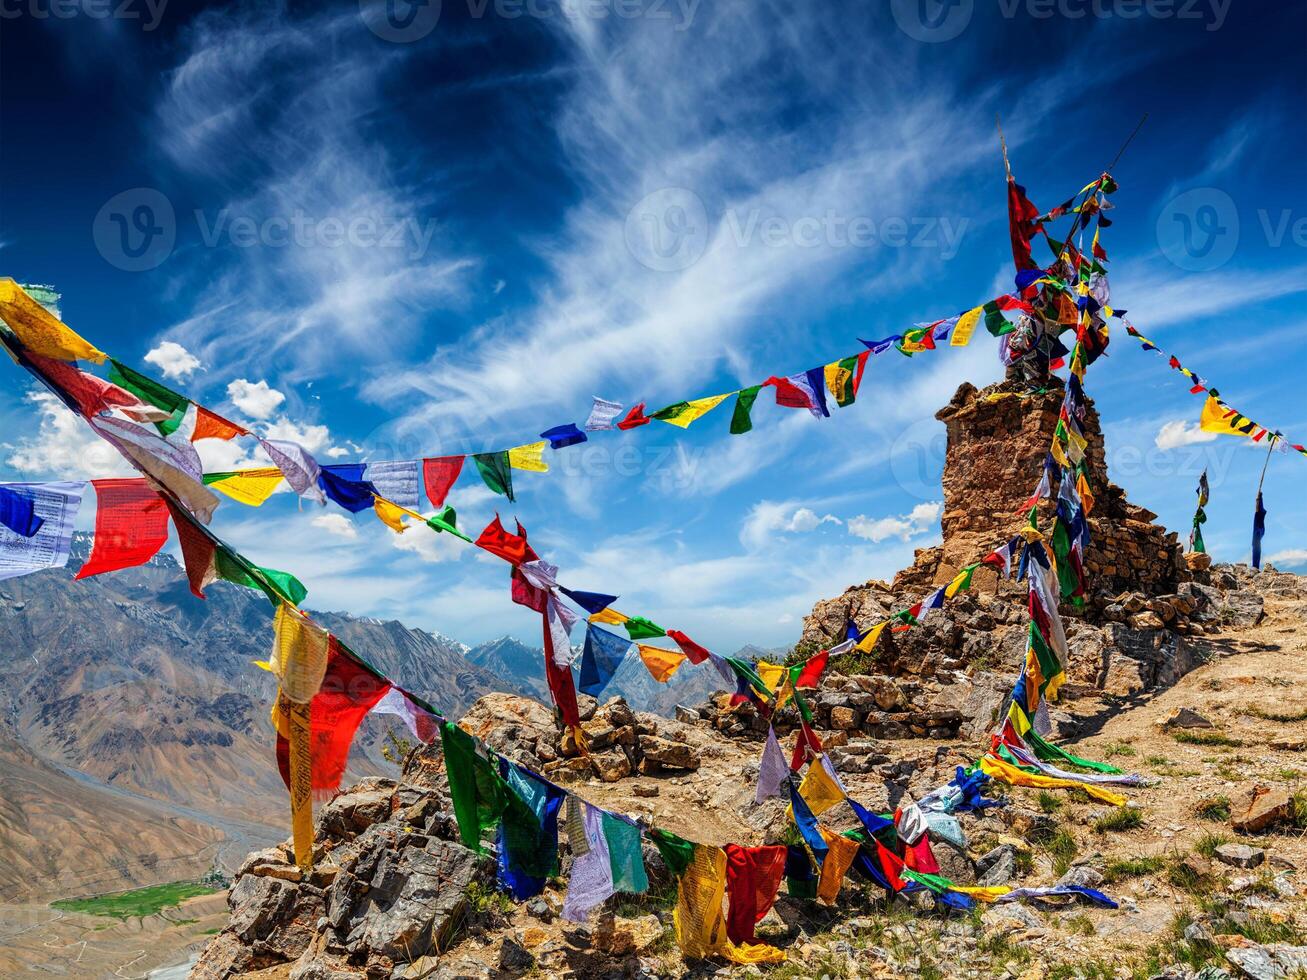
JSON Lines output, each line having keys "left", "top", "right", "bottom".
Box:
{"left": 214, "top": 547, "right": 307, "bottom": 607}
{"left": 673, "top": 845, "right": 784, "bottom": 964}
{"left": 540, "top": 423, "right": 587, "bottom": 450}
{"left": 1007, "top": 177, "right": 1042, "bottom": 272}
{"left": 442, "top": 720, "right": 507, "bottom": 853}
{"left": 602, "top": 811, "right": 648, "bottom": 895}
{"left": 623, "top": 615, "right": 666, "bottom": 640}
{"left": 497, "top": 761, "right": 565, "bottom": 900}
{"left": 666, "top": 628, "right": 711, "bottom": 665}
{"left": 27, "top": 353, "right": 144, "bottom": 418}
{"left": 0, "top": 278, "right": 105, "bottom": 363}
{"left": 261, "top": 439, "right": 325, "bottom": 506}
{"left": 0, "top": 485, "right": 41, "bottom": 537}
{"left": 541, "top": 605, "right": 581, "bottom": 729}
{"left": 473, "top": 452, "right": 514, "bottom": 501}
{"left": 365, "top": 460, "right": 421, "bottom": 511}
{"left": 107, "top": 359, "right": 188, "bottom": 422}
{"left": 724, "top": 844, "right": 787, "bottom": 945}
{"left": 637, "top": 644, "right": 686, "bottom": 683}
{"left": 1253, "top": 491, "right": 1267, "bottom": 570}
{"left": 166, "top": 499, "right": 218, "bottom": 599}
{"left": 578, "top": 624, "right": 633, "bottom": 697}
{"left": 373, "top": 496, "right": 412, "bottom": 532}
{"left": 192, "top": 406, "right": 248, "bottom": 442}
{"left": 204, "top": 469, "right": 284, "bottom": 507}
{"left": 730, "top": 386, "right": 762, "bottom": 435}
{"left": 422, "top": 456, "right": 464, "bottom": 508}
{"left": 951, "top": 305, "right": 984, "bottom": 347}
{"left": 793, "top": 648, "right": 829, "bottom": 689}
{"left": 270, "top": 603, "right": 330, "bottom": 704}
{"left": 507, "top": 441, "right": 549, "bottom": 472}
{"left": 616, "top": 403, "right": 651, "bottom": 430}
{"left": 816, "top": 829, "right": 860, "bottom": 904}
{"left": 562, "top": 587, "right": 619, "bottom": 616}
{"left": 755, "top": 727, "right": 789, "bottom": 803}
{"left": 370, "top": 687, "right": 441, "bottom": 744}
{"left": 584, "top": 397, "right": 624, "bottom": 431}
{"left": 0, "top": 481, "right": 84, "bottom": 581}
{"left": 854, "top": 621, "right": 886, "bottom": 653}
{"left": 765, "top": 373, "right": 824, "bottom": 418}
{"left": 318, "top": 464, "right": 380, "bottom": 513}
{"left": 589, "top": 607, "right": 629, "bottom": 627}
{"left": 427, "top": 504, "right": 472, "bottom": 542}
{"left": 653, "top": 393, "right": 730, "bottom": 428}
{"left": 563, "top": 802, "right": 614, "bottom": 921}
{"left": 475, "top": 515, "right": 537, "bottom": 565}
{"left": 1200, "top": 396, "right": 1250, "bottom": 437}
{"left": 89, "top": 415, "right": 219, "bottom": 524}
{"left": 76, "top": 479, "right": 170, "bottom": 579}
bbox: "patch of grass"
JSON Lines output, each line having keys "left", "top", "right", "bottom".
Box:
{"left": 1165, "top": 856, "right": 1213, "bottom": 896}
{"left": 464, "top": 880, "right": 514, "bottom": 922}
{"left": 1102, "top": 855, "right": 1165, "bottom": 883}
{"left": 977, "top": 929, "right": 1034, "bottom": 969}
{"left": 1104, "top": 742, "right": 1137, "bottom": 758}
{"left": 1194, "top": 831, "right": 1230, "bottom": 859}
{"left": 1047, "top": 961, "right": 1117, "bottom": 980}
{"left": 1094, "top": 806, "right": 1144, "bottom": 833}
{"left": 1037, "top": 790, "right": 1063, "bottom": 813}
{"left": 1292, "top": 791, "right": 1307, "bottom": 830}
{"left": 1046, "top": 829, "right": 1079, "bottom": 876}
{"left": 50, "top": 882, "right": 217, "bottom": 920}
{"left": 1247, "top": 704, "right": 1307, "bottom": 723}
{"left": 1171, "top": 730, "right": 1244, "bottom": 747}
{"left": 1064, "top": 913, "right": 1097, "bottom": 936}
{"left": 1276, "top": 768, "right": 1304, "bottom": 781}
{"left": 1193, "top": 795, "right": 1230, "bottom": 821}
{"left": 1013, "top": 850, "right": 1034, "bottom": 876}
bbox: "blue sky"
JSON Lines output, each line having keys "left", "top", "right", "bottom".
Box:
{"left": 2, "top": 0, "right": 1305, "bottom": 650}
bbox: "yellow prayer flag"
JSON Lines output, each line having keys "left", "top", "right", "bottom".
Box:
{"left": 658, "top": 393, "right": 730, "bottom": 429}
{"left": 271, "top": 603, "right": 330, "bottom": 704}
{"left": 673, "top": 845, "right": 785, "bottom": 964}
{"left": 209, "top": 468, "right": 285, "bottom": 507}
{"left": 787, "top": 757, "right": 844, "bottom": 819}
{"left": 589, "top": 607, "right": 628, "bottom": 626}
{"left": 949, "top": 885, "right": 1012, "bottom": 902}
{"left": 1076, "top": 472, "right": 1095, "bottom": 515}
{"left": 978, "top": 754, "right": 1126, "bottom": 806}
{"left": 637, "top": 644, "right": 686, "bottom": 683}
{"left": 374, "top": 496, "right": 413, "bottom": 532}
{"left": 1200, "top": 395, "right": 1251, "bottom": 437}
{"left": 1049, "top": 433, "right": 1071, "bottom": 468}
{"left": 0, "top": 278, "right": 106, "bottom": 364}
{"left": 507, "top": 441, "right": 549, "bottom": 472}
{"left": 944, "top": 570, "right": 970, "bottom": 599}
{"left": 951, "top": 306, "right": 983, "bottom": 347}
{"left": 816, "top": 828, "right": 861, "bottom": 904}
{"left": 755, "top": 660, "right": 786, "bottom": 695}
{"left": 823, "top": 362, "right": 851, "bottom": 401}
{"left": 854, "top": 621, "right": 886, "bottom": 653}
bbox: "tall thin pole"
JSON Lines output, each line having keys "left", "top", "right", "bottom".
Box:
{"left": 1257, "top": 438, "right": 1275, "bottom": 493}
{"left": 1106, "top": 113, "right": 1148, "bottom": 174}
{"left": 996, "top": 114, "right": 1012, "bottom": 178}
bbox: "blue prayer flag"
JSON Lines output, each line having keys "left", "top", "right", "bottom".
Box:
{"left": 578, "top": 624, "right": 632, "bottom": 697}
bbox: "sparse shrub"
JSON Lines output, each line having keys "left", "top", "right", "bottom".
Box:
{"left": 1037, "top": 790, "right": 1062, "bottom": 813}
{"left": 1046, "top": 829, "right": 1079, "bottom": 876}
{"left": 1194, "top": 831, "right": 1230, "bottom": 859}
{"left": 1102, "top": 856, "right": 1165, "bottom": 882}
{"left": 1193, "top": 795, "right": 1230, "bottom": 822}
{"left": 1171, "top": 730, "right": 1243, "bottom": 747}
{"left": 1104, "top": 742, "right": 1137, "bottom": 758}
{"left": 1094, "top": 806, "right": 1144, "bottom": 833}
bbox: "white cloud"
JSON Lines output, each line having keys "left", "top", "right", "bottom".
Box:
{"left": 311, "top": 513, "right": 358, "bottom": 540}
{"left": 3, "top": 391, "right": 134, "bottom": 479}
{"left": 739, "top": 500, "right": 841, "bottom": 551}
{"left": 227, "top": 379, "right": 285, "bottom": 420}
{"left": 143, "top": 341, "right": 202, "bottom": 380}
{"left": 846, "top": 501, "right": 942, "bottom": 543}
{"left": 391, "top": 524, "right": 469, "bottom": 563}
{"left": 1154, "top": 419, "right": 1219, "bottom": 450}
{"left": 1267, "top": 549, "right": 1307, "bottom": 568}
{"left": 261, "top": 416, "right": 332, "bottom": 455}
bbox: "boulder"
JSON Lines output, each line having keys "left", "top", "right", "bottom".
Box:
{"left": 1159, "top": 707, "right": 1213, "bottom": 730}
{"left": 591, "top": 749, "right": 632, "bottom": 782}
{"left": 636, "top": 734, "right": 700, "bottom": 771}
{"left": 1214, "top": 844, "right": 1266, "bottom": 869}
{"left": 1230, "top": 785, "right": 1293, "bottom": 833}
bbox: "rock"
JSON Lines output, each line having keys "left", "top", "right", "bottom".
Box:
{"left": 1185, "top": 551, "right": 1213, "bottom": 572}
{"left": 637, "top": 734, "right": 700, "bottom": 770}
{"left": 830, "top": 705, "right": 858, "bottom": 730}
{"left": 317, "top": 783, "right": 397, "bottom": 842}
{"left": 1055, "top": 866, "right": 1104, "bottom": 890}
{"left": 633, "top": 783, "right": 660, "bottom": 798}
{"left": 1230, "top": 785, "right": 1293, "bottom": 833}
{"left": 240, "top": 847, "right": 303, "bottom": 883}
{"left": 999, "top": 806, "right": 1057, "bottom": 843}
{"left": 1214, "top": 844, "right": 1266, "bottom": 869}
{"left": 976, "top": 845, "right": 1016, "bottom": 886}
{"left": 981, "top": 903, "right": 1042, "bottom": 935}
{"left": 498, "top": 936, "right": 536, "bottom": 971}
{"left": 1130, "top": 611, "right": 1166, "bottom": 630}
{"left": 1159, "top": 707, "right": 1213, "bottom": 729}
{"left": 674, "top": 704, "right": 700, "bottom": 724}
{"left": 590, "top": 749, "right": 632, "bottom": 782}
{"left": 1226, "top": 944, "right": 1307, "bottom": 980}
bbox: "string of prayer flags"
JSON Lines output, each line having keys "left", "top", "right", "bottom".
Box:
{"left": 0, "top": 481, "right": 84, "bottom": 581}
{"left": 723, "top": 845, "right": 787, "bottom": 945}
{"left": 76, "top": 478, "right": 170, "bottom": 580}
{"left": 730, "top": 385, "right": 762, "bottom": 434}
{"left": 652, "top": 393, "right": 731, "bottom": 428}
{"left": 0, "top": 484, "right": 41, "bottom": 537}
{"left": 637, "top": 643, "right": 686, "bottom": 683}
{"left": 0, "top": 277, "right": 106, "bottom": 363}
{"left": 473, "top": 452, "right": 514, "bottom": 501}
{"left": 422, "top": 456, "right": 464, "bottom": 507}
{"left": 507, "top": 441, "right": 549, "bottom": 473}
{"left": 1190, "top": 470, "right": 1209, "bottom": 554}
{"left": 578, "top": 624, "right": 633, "bottom": 697}
{"left": 275, "top": 638, "right": 390, "bottom": 800}
{"left": 204, "top": 468, "right": 285, "bottom": 507}
{"left": 540, "top": 423, "right": 587, "bottom": 450}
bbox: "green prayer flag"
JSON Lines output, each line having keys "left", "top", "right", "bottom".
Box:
{"left": 214, "top": 547, "right": 308, "bottom": 607}
{"left": 427, "top": 504, "right": 473, "bottom": 543}
{"left": 651, "top": 401, "right": 691, "bottom": 422}
{"left": 601, "top": 813, "right": 649, "bottom": 894}
{"left": 473, "top": 452, "right": 514, "bottom": 502}
{"left": 649, "top": 827, "right": 694, "bottom": 878}
{"left": 1026, "top": 729, "right": 1121, "bottom": 775}
{"left": 441, "top": 721, "right": 507, "bottom": 854}
{"left": 834, "top": 355, "right": 860, "bottom": 408}
{"left": 109, "top": 359, "right": 188, "bottom": 415}
{"left": 623, "top": 616, "right": 666, "bottom": 640}
{"left": 983, "top": 301, "right": 1014, "bottom": 337}
{"left": 730, "top": 386, "right": 761, "bottom": 435}
{"left": 1027, "top": 623, "right": 1061, "bottom": 695}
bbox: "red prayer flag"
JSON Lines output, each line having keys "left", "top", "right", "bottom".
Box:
{"left": 166, "top": 499, "right": 217, "bottom": 598}
{"left": 615, "top": 403, "right": 651, "bottom": 430}
{"left": 724, "top": 844, "right": 788, "bottom": 944}
{"left": 1007, "top": 177, "right": 1042, "bottom": 272}
{"left": 511, "top": 566, "right": 549, "bottom": 612}
{"left": 794, "top": 648, "right": 829, "bottom": 689}
{"left": 666, "top": 629, "right": 711, "bottom": 665}
{"left": 475, "top": 515, "right": 537, "bottom": 565}
{"left": 277, "top": 638, "right": 392, "bottom": 799}
{"left": 875, "top": 840, "right": 906, "bottom": 891}
{"left": 764, "top": 375, "right": 814, "bottom": 411}
{"left": 541, "top": 608, "right": 581, "bottom": 728}
{"left": 422, "top": 456, "right": 465, "bottom": 508}
{"left": 192, "top": 406, "right": 248, "bottom": 441}
{"left": 903, "top": 836, "right": 940, "bottom": 875}
{"left": 27, "top": 353, "right": 141, "bottom": 418}
{"left": 76, "top": 479, "right": 171, "bottom": 579}
{"left": 789, "top": 723, "right": 823, "bottom": 771}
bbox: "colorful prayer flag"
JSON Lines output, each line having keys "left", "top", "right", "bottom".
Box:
{"left": 473, "top": 452, "right": 514, "bottom": 501}
{"left": 422, "top": 456, "right": 464, "bottom": 508}
{"left": 0, "top": 481, "right": 84, "bottom": 581}
{"left": 730, "top": 386, "right": 762, "bottom": 435}
{"left": 76, "top": 479, "right": 170, "bottom": 580}
{"left": 0, "top": 279, "right": 106, "bottom": 363}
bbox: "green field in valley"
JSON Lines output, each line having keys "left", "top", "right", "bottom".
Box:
{"left": 51, "top": 881, "right": 218, "bottom": 919}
